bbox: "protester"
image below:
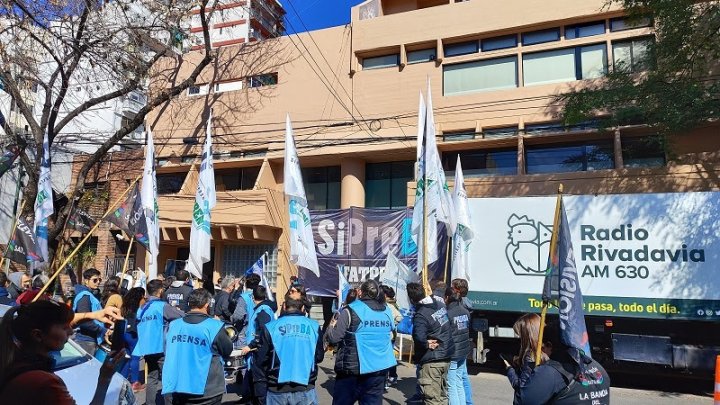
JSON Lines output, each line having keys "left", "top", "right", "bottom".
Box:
{"left": 164, "top": 270, "right": 193, "bottom": 312}
{"left": 101, "top": 276, "right": 123, "bottom": 310}
{"left": 7, "top": 271, "right": 30, "bottom": 300}
{"left": 134, "top": 279, "right": 185, "bottom": 405}
{"left": 515, "top": 319, "right": 610, "bottom": 404}
{"left": 121, "top": 287, "right": 146, "bottom": 392}
{"left": 241, "top": 285, "right": 277, "bottom": 404}
{"left": 0, "top": 272, "right": 14, "bottom": 305}
{"left": 0, "top": 300, "right": 125, "bottom": 404}
{"left": 16, "top": 274, "right": 50, "bottom": 305}
{"left": 326, "top": 279, "right": 397, "bottom": 405}
{"left": 256, "top": 296, "right": 324, "bottom": 405}
{"left": 287, "top": 279, "right": 312, "bottom": 316}
{"left": 451, "top": 278, "right": 474, "bottom": 405}
{"left": 504, "top": 314, "right": 547, "bottom": 404}
{"left": 407, "top": 282, "right": 454, "bottom": 405}
{"left": 163, "top": 288, "right": 232, "bottom": 405}
{"left": 213, "top": 276, "right": 237, "bottom": 323}
{"left": 230, "top": 273, "right": 262, "bottom": 348}
{"left": 445, "top": 288, "right": 472, "bottom": 405}
{"left": 72, "top": 268, "right": 107, "bottom": 356}
{"left": 381, "top": 284, "right": 403, "bottom": 390}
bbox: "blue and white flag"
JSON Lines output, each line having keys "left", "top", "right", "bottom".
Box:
{"left": 380, "top": 250, "right": 419, "bottom": 311}
{"left": 34, "top": 131, "right": 53, "bottom": 263}
{"left": 246, "top": 254, "right": 274, "bottom": 301}
{"left": 339, "top": 267, "right": 351, "bottom": 303}
{"left": 542, "top": 197, "right": 591, "bottom": 358}
{"left": 188, "top": 113, "right": 216, "bottom": 279}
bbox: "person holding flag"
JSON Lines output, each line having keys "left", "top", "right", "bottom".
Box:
{"left": 189, "top": 112, "right": 216, "bottom": 280}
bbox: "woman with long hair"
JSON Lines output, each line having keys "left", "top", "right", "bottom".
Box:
{"left": 120, "top": 287, "right": 145, "bottom": 391}
{"left": 101, "top": 277, "right": 122, "bottom": 310}
{"left": 505, "top": 313, "right": 549, "bottom": 405}
{"left": 0, "top": 300, "right": 124, "bottom": 404}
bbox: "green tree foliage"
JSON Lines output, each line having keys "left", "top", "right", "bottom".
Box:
{"left": 558, "top": 0, "right": 720, "bottom": 136}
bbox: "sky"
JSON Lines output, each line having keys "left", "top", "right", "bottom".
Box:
{"left": 284, "top": 0, "right": 366, "bottom": 34}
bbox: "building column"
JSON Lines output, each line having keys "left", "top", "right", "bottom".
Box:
{"left": 613, "top": 129, "right": 624, "bottom": 169}
{"left": 517, "top": 135, "right": 526, "bottom": 175}
{"left": 340, "top": 158, "right": 365, "bottom": 209}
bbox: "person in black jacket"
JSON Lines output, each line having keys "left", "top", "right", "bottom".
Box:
{"left": 505, "top": 313, "right": 547, "bottom": 405}
{"left": 213, "top": 276, "right": 237, "bottom": 322}
{"left": 163, "top": 269, "right": 193, "bottom": 312}
{"left": 407, "top": 282, "right": 454, "bottom": 405}
{"left": 445, "top": 288, "right": 471, "bottom": 405}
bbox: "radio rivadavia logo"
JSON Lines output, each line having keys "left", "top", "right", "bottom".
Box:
{"left": 505, "top": 214, "right": 552, "bottom": 276}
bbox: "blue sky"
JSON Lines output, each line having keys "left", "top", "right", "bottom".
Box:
{"left": 284, "top": 0, "right": 366, "bottom": 34}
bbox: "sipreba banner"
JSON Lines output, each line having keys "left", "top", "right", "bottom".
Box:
{"left": 300, "top": 207, "right": 448, "bottom": 297}
{"left": 467, "top": 192, "right": 720, "bottom": 320}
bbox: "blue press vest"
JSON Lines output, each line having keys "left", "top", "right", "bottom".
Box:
{"left": 241, "top": 291, "right": 254, "bottom": 319}
{"left": 246, "top": 303, "right": 275, "bottom": 344}
{"left": 267, "top": 315, "right": 319, "bottom": 386}
{"left": 162, "top": 317, "right": 224, "bottom": 395}
{"left": 349, "top": 300, "right": 397, "bottom": 374}
{"left": 72, "top": 290, "right": 103, "bottom": 344}
{"left": 133, "top": 299, "right": 166, "bottom": 356}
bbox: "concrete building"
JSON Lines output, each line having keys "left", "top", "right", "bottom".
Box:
{"left": 76, "top": 0, "right": 720, "bottom": 292}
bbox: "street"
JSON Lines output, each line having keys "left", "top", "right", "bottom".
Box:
{"left": 136, "top": 357, "right": 711, "bottom": 404}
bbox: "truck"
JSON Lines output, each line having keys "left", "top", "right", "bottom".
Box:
{"left": 465, "top": 191, "right": 720, "bottom": 375}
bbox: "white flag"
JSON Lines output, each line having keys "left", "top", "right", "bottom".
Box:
{"left": 142, "top": 125, "right": 160, "bottom": 279}
{"left": 284, "top": 114, "right": 319, "bottom": 276}
{"left": 452, "top": 156, "right": 474, "bottom": 281}
{"left": 380, "top": 251, "right": 420, "bottom": 311}
{"left": 34, "top": 131, "right": 53, "bottom": 263}
{"left": 188, "top": 113, "right": 216, "bottom": 279}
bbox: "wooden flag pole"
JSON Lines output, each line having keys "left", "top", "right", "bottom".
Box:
{"left": 536, "top": 183, "right": 564, "bottom": 366}
{"left": 443, "top": 236, "right": 451, "bottom": 285}
{"left": 33, "top": 176, "right": 142, "bottom": 302}
{"left": 0, "top": 200, "right": 26, "bottom": 273}
{"left": 120, "top": 234, "right": 135, "bottom": 279}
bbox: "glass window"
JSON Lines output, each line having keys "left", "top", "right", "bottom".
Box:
{"left": 407, "top": 48, "right": 436, "bottom": 64}
{"left": 302, "top": 166, "right": 340, "bottom": 210}
{"left": 443, "top": 56, "right": 518, "bottom": 95}
{"left": 365, "top": 161, "right": 414, "bottom": 209}
{"left": 613, "top": 38, "right": 652, "bottom": 72}
{"left": 157, "top": 173, "right": 186, "bottom": 195}
{"left": 522, "top": 28, "right": 560, "bottom": 45}
{"left": 215, "top": 167, "right": 260, "bottom": 191}
{"left": 222, "top": 244, "right": 278, "bottom": 289}
{"left": 362, "top": 54, "right": 400, "bottom": 70}
{"left": 579, "top": 44, "right": 608, "bottom": 79}
{"left": 523, "top": 48, "right": 576, "bottom": 86}
{"left": 610, "top": 17, "right": 652, "bottom": 32}
{"left": 481, "top": 35, "right": 517, "bottom": 52}
{"left": 248, "top": 73, "right": 278, "bottom": 87}
{"left": 444, "top": 41, "right": 479, "bottom": 57}
{"left": 526, "top": 141, "right": 614, "bottom": 174}
{"left": 442, "top": 148, "right": 517, "bottom": 177}
{"left": 622, "top": 137, "right": 665, "bottom": 168}
{"left": 443, "top": 130, "right": 475, "bottom": 142}
{"left": 524, "top": 122, "right": 565, "bottom": 135}
{"left": 483, "top": 126, "right": 519, "bottom": 138}
{"left": 565, "top": 21, "right": 605, "bottom": 39}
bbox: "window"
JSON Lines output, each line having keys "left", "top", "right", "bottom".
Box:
{"left": 522, "top": 28, "right": 560, "bottom": 45}
{"left": 443, "top": 149, "right": 517, "bottom": 177}
{"left": 444, "top": 41, "right": 479, "bottom": 57}
{"left": 523, "top": 44, "right": 607, "bottom": 86}
{"left": 214, "top": 79, "right": 243, "bottom": 93}
{"left": 365, "top": 161, "right": 414, "bottom": 209}
{"left": 248, "top": 73, "right": 278, "bottom": 87}
{"left": 622, "top": 137, "right": 665, "bottom": 168}
{"left": 481, "top": 35, "right": 517, "bottom": 52}
{"left": 222, "top": 244, "right": 278, "bottom": 289}
{"left": 443, "top": 130, "right": 475, "bottom": 142}
{"left": 302, "top": 166, "right": 340, "bottom": 210}
{"left": 613, "top": 38, "right": 652, "bottom": 72}
{"left": 610, "top": 17, "right": 652, "bottom": 32}
{"left": 443, "top": 56, "right": 518, "bottom": 95}
{"left": 524, "top": 122, "right": 565, "bottom": 135}
{"left": 215, "top": 167, "right": 260, "bottom": 191}
{"left": 565, "top": 21, "right": 605, "bottom": 39}
{"left": 361, "top": 54, "right": 400, "bottom": 70}
{"left": 407, "top": 48, "right": 436, "bottom": 64}
{"left": 483, "top": 126, "right": 519, "bottom": 138}
{"left": 157, "top": 173, "right": 186, "bottom": 194}
{"left": 188, "top": 84, "right": 209, "bottom": 96}
{"left": 526, "top": 141, "right": 614, "bottom": 174}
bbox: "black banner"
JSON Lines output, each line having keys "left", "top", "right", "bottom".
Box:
{"left": 103, "top": 184, "right": 150, "bottom": 250}
{"left": 5, "top": 218, "right": 43, "bottom": 265}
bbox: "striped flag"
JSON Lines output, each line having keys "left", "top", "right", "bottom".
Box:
{"left": 246, "top": 254, "right": 274, "bottom": 302}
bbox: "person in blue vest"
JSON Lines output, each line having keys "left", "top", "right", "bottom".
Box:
{"left": 134, "top": 279, "right": 184, "bottom": 405}
{"left": 325, "top": 279, "right": 397, "bottom": 405}
{"left": 72, "top": 268, "right": 106, "bottom": 356}
{"left": 163, "top": 288, "right": 233, "bottom": 405}
{"left": 256, "top": 296, "right": 325, "bottom": 404}
{"left": 239, "top": 285, "right": 276, "bottom": 404}
{"left": 230, "top": 273, "right": 262, "bottom": 348}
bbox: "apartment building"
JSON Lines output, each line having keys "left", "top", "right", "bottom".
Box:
{"left": 79, "top": 0, "right": 720, "bottom": 290}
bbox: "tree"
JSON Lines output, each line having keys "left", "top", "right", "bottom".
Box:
{"left": 557, "top": 0, "right": 720, "bottom": 138}
{"left": 0, "top": 0, "right": 287, "bottom": 257}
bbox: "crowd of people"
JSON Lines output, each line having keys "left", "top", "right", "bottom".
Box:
{"left": 0, "top": 267, "right": 610, "bottom": 405}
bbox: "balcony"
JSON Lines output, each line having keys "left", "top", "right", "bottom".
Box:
{"left": 121, "top": 91, "right": 147, "bottom": 117}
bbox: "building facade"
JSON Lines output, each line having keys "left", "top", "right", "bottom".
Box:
{"left": 77, "top": 0, "right": 720, "bottom": 292}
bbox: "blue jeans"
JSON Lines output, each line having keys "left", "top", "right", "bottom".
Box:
{"left": 448, "top": 360, "right": 466, "bottom": 405}
{"left": 266, "top": 389, "right": 318, "bottom": 405}
{"left": 461, "top": 360, "right": 473, "bottom": 404}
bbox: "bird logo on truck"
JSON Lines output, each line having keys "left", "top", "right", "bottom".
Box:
{"left": 505, "top": 214, "right": 552, "bottom": 276}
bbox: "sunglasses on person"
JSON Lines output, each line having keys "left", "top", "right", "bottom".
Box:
{"left": 88, "top": 277, "right": 102, "bottom": 283}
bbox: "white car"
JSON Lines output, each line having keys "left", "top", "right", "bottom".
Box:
{"left": 0, "top": 304, "right": 137, "bottom": 405}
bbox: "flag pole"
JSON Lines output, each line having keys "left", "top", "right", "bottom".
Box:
{"left": 33, "top": 175, "right": 142, "bottom": 302}
{"left": 443, "top": 237, "right": 450, "bottom": 285}
{"left": 120, "top": 234, "right": 135, "bottom": 279}
{"left": 535, "top": 183, "right": 564, "bottom": 366}
{"left": 0, "top": 200, "right": 26, "bottom": 274}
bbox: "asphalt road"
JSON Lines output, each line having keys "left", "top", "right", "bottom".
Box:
{"left": 136, "top": 357, "right": 712, "bottom": 404}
